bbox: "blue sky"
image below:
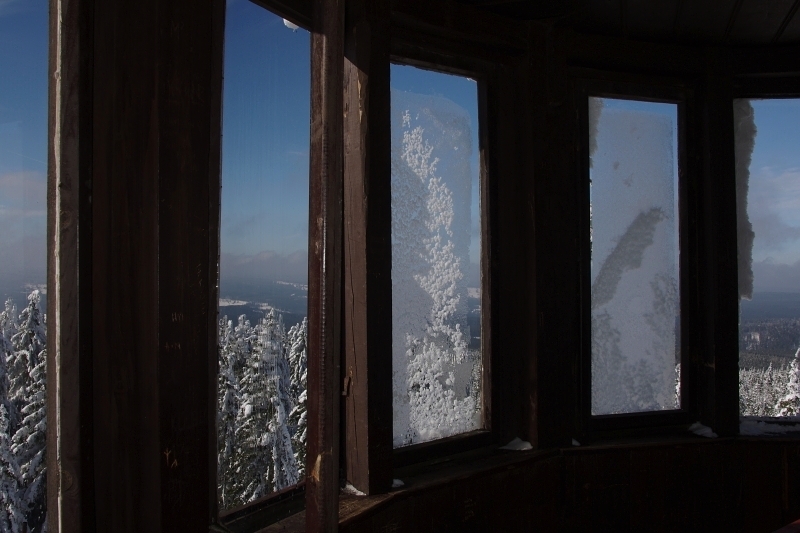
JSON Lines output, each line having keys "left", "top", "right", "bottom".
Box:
{"left": 746, "top": 98, "right": 800, "bottom": 291}
{"left": 0, "top": 0, "right": 48, "bottom": 299}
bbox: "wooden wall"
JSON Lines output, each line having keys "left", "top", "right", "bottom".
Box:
{"left": 262, "top": 439, "right": 800, "bottom": 533}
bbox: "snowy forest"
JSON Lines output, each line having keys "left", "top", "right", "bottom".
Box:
{"left": 216, "top": 310, "right": 307, "bottom": 510}
{"left": 0, "top": 290, "right": 47, "bottom": 533}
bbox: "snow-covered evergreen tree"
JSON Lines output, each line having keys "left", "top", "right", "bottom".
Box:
{"left": 0, "top": 403, "right": 23, "bottom": 533}
{"left": 257, "top": 310, "right": 297, "bottom": 492}
{"left": 12, "top": 351, "right": 46, "bottom": 532}
{"left": 776, "top": 347, "right": 800, "bottom": 417}
{"left": 9, "top": 291, "right": 45, "bottom": 409}
{"left": 217, "top": 317, "right": 243, "bottom": 508}
{"left": 287, "top": 318, "right": 307, "bottom": 477}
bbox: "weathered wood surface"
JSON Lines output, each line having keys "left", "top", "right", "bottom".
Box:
{"left": 342, "top": 0, "right": 394, "bottom": 495}
{"left": 306, "top": 0, "right": 345, "bottom": 529}
{"left": 335, "top": 440, "right": 800, "bottom": 533}
{"left": 48, "top": 0, "right": 96, "bottom": 530}
{"left": 91, "top": 0, "right": 162, "bottom": 529}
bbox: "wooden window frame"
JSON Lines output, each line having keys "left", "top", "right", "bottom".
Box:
{"left": 386, "top": 56, "right": 495, "bottom": 467}
{"left": 575, "top": 74, "right": 701, "bottom": 439}
{"left": 211, "top": 2, "right": 316, "bottom": 530}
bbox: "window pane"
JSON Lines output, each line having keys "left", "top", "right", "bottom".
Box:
{"left": 0, "top": 0, "right": 49, "bottom": 530}
{"left": 736, "top": 98, "right": 800, "bottom": 418}
{"left": 589, "top": 97, "right": 681, "bottom": 416}
{"left": 217, "top": 3, "right": 309, "bottom": 510}
{"left": 391, "top": 65, "right": 483, "bottom": 447}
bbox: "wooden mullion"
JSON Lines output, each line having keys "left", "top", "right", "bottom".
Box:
{"left": 697, "top": 70, "right": 739, "bottom": 437}
{"left": 306, "top": 0, "right": 345, "bottom": 529}
{"left": 342, "top": 0, "right": 393, "bottom": 495}
{"left": 48, "top": 0, "right": 96, "bottom": 529}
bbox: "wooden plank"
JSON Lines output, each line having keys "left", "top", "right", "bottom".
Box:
{"left": 676, "top": 0, "right": 739, "bottom": 42}
{"left": 156, "top": 0, "right": 222, "bottom": 528}
{"left": 91, "top": 0, "right": 162, "bottom": 529}
{"left": 391, "top": 0, "right": 528, "bottom": 54}
{"left": 48, "top": 0, "right": 96, "bottom": 529}
{"left": 342, "top": 0, "right": 393, "bottom": 496}
{"left": 728, "top": 0, "right": 797, "bottom": 44}
{"left": 564, "top": 29, "right": 705, "bottom": 75}
{"left": 306, "top": 0, "right": 345, "bottom": 529}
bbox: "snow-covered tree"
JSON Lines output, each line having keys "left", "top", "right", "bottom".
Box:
{"left": 217, "top": 317, "right": 243, "bottom": 508}
{"left": 12, "top": 351, "right": 46, "bottom": 532}
{"left": 776, "top": 347, "right": 800, "bottom": 417}
{"left": 287, "top": 319, "right": 307, "bottom": 477}
{"left": 9, "top": 291, "right": 46, "bottom": 408}
{"left": 0, "top": 403, "right": 23, "bottom": 533}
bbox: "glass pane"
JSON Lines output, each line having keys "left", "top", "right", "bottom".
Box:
{"left": 589, "top": 97, "right": 681, "bottom": 416}
{"left": 0, "top": 0, "right": 49, "bottom": 530}
{"left": 736, "top": 98, "right": 800, "bottom": 418}
{"left": 391, "top": 64, "right": 483, "bottom": 447}
{"left": 217, "top": 3, "right": 309, "bottom": 510}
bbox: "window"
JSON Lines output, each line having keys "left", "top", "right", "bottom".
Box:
{"left": 588, "top": 96, "right": 681, "bottom": 416}
{"left": 736, "top": 98, "right": 800, "bottom": 426}
{"left": 390, "top": 64, "right": 485, "bottom": 448}
{"left": 0, "top": 0, "right": 49, "bottom": 530}
{"left": 216, "top": 0, "right": 310, "bottom": 521}
{"left": 581, "top": 81, "right": 692, "bottom": 433}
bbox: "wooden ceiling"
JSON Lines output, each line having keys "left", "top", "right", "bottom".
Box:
{"left": 456, "top": 0, "right": 800, "bottom": 44}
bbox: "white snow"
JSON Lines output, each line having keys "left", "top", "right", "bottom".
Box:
{"left": 688, "top": 422, "right": 718, "bottom": 438}
{"left": 219, "top": 298, "right": 248, "bottom": 306}
{"left": 740, "top": 418, "right": 800, "bottom": 435}
{"left": 342, "top": 482, "right": 366, "bottom": 496}
{"left": 499, "top": 437, "right": 532, "bottom": 451}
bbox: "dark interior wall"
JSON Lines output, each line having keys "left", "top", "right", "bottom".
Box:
{"left": 336, "top": 439, "right": 800, "bottom": 533}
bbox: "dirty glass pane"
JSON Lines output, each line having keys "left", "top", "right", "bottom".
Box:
{"left": 391, "top": 64, "right": 483, "bottom": 447}
{"left": 736, "top": 98, "right": 800, "bottom": 421}
{"left": 0, "top": 0, "right": 49, "bottom": 530}
{"left": 589, "top": 97, "right": 681, "bottom": 416}
{"left": 217, "top": 3, "right": 309, "bottom": 510}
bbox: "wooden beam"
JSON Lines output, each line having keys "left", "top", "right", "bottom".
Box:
{"left": 306, "top": 0, "right": 345, "bottom": 529}
{"left": 342, "top": 0, "right": 393, "bottom": 495}
{"left": 773, "top": 0, "right": 800, "bottom": 43}
{"left": 48, "top": 0, "right": 96, "bottom": 529}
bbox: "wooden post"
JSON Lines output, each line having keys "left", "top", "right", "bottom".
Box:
{"left": 342, "top": 0, "right": 393, "bottom": 495}
{"left": 307, "top": 0, "right": 345, "bottom": 529}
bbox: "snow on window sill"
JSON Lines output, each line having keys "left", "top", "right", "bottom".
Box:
{"left": 740, "top": 416, "right": 800, "bottom": 436}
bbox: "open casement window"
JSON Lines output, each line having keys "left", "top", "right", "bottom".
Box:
{"left": 213, "top": 0, "right": 317, "bottom": 530}
{"left": 579, "top": 78, "right": 697, "bottom": 436}
{"left": 734, "top": 85, "right": 800, "bottom": 435}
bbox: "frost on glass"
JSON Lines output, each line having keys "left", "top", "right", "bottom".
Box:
{"left": 590, "top": 97, "right": 681, "bottom": 416}
{"left": 391, "top": 67, "right": 482, "bottom": 448}
{"left": 217, "top": 4, "right": 309, "bottom": 510}
{"left": 736, "top": 99, "right": 800, "bottom": 420}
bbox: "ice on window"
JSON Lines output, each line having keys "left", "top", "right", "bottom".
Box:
{"left": 391, "top": 66, "right": 483, "bottom": 448}
{"left": 589, "top": 97, "right": 681, "bottom": 415}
